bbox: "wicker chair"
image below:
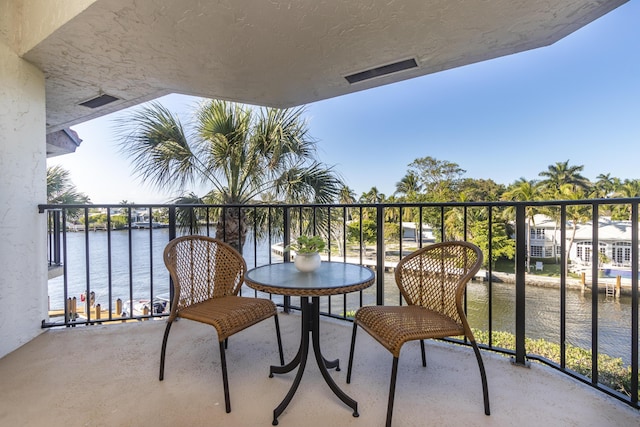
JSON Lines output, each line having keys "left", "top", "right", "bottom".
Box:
{"left": 346, "top": 241, "right": 490, "bottom": 426}
{"left": 159, "top": 235, "right": 284, "bottom": 413}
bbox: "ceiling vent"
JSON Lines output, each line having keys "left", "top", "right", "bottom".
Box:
{"left": 345, "top": 58, "right": 418, "bottom": 84}
{"left": 79, "top": 94, "right": 119, "bottom": 109}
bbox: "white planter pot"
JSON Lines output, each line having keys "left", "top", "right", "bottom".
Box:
{"left": 294, "top": 252, "right": 321, "bottom": 272}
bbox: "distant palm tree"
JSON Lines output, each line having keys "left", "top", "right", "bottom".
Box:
{"left": 116, "top": 100, "right": 342, "bottom": 253}
{"left": 359, "top": 186, "right": 385, "bottom": 203}
{"left": 338, "top": 185, "right": 357, "bottom": 205}
{"left": 538, "top": 160, "right": 590, "bottom": 198}
{"left": 613, "top": 179, "right": 640, "bottom": 220}
{"left": 358, "top": 187, "right": 385, "bottom": 222}
{"left": 502, "top": 178, "right": 539, "bottom": 272}
{"left": 394, "top": 172, "right": 423, "bottom": 197}
{"left": 594, "top": 173, "right": 616, "bottom": 198}
{"left": 558, "top": 184, "right": 592, "bottom": 276}
{"left": 614, "top": 179, "right": 640, "bottom": 198}
{"left": 337, "top": 184, "right": 357, "bottom": 223}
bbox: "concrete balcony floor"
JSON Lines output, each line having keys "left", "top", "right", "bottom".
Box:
{"left": 1, "top": 312, "right": 638, "bottom": 427}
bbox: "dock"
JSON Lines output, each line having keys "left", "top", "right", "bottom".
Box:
{"left": 271, "top": 243, "right": 487, "bottom": 280}
{"left": 48, "top": 297, "right": 148, "bottom": 324}
{"left": 271, "top": 243, "right": 397, "bottom": 271}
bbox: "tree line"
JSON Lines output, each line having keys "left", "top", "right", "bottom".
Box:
{"left": 351, "top": 156, "right": 640, "bottom": 211}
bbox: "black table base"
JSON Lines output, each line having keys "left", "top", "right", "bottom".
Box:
{"left": 269, "top": 296, "right": 358, "bottom": 425}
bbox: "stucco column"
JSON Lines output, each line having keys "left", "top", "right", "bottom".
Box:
{"left": 0, "top": 40, "right": 48, "bottom": 358}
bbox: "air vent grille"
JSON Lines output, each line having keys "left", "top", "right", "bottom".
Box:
{"left": 345, "top": 58, "right": 418, "bottom": 84}
{"left": 79, "top": 94, "right": 119, "bottom": 109}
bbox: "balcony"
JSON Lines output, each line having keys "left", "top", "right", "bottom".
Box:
{"left": 24, "top": 199, "right": 640, "bottom": 423}
{"left": 1, "top": 313, "right": 638, "bottom": 426}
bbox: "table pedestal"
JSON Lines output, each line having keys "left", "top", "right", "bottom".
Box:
{"left": 269, "top": 296, "right": 358, "bottom": 425}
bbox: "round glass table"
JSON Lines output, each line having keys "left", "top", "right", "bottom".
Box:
{"left": 245, "top": 261, "right": 375, "bottom": 425}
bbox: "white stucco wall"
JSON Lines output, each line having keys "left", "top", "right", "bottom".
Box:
{"left": 6, "top": 0, "right": 97, "bottom": 55}
{"left": 0, "top": 39, "right": 48, "bottom": 358}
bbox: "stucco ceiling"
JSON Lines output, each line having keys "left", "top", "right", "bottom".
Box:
{"left": 21, "top": 0, "right": 628, "bottom": 133}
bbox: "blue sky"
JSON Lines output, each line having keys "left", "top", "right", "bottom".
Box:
{"left": 49, "top": 1, "right": 639, "bottom": 204}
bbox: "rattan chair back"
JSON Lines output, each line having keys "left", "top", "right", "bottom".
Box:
{"left": 163, "top": 235, "right": 247, "bottom": 318}
{"left": 395, "top": 240, "right": 482, "bottom": 329}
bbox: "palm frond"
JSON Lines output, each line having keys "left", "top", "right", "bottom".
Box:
{"left": 274, "top": 162, "right": 343, "bottom": 204}
{"left": 114, "top": 102, "right": 199, "bottom": 191}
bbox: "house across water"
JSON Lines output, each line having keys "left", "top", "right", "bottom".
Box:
{"left": 526, "top": 214, "right": 635, "bottom": 272}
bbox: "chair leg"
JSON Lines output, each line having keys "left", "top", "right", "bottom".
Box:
{"left": 274, "top": 314, "right": 285, "bottom": 365}
{"left": 471, "top": 340, "right": 490, "bottom": 415}
{"left": 219, "top": 340, "right": 231, "bottom": 413}
{"left": 420, "top": 339, "right": 426, "bottom": 367}
{"left": 346, "top": 321, "right": 358, "bottom": 383}
{"left": 386, "top": 357, "right": 399, "bottom": 427}
{"left": 159, "top": 319, "right": 173, "bottom": 381}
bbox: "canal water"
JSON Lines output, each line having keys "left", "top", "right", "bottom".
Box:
{"left": 49, "top": 229, "right": 637, "bottom": 365}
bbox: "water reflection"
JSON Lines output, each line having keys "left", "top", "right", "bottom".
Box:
{"left": 465, "top": 279, "right": 633, "bottom": 366}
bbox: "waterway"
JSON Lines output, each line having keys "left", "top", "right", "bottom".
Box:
{"left": 48, "top": 229, "right": 638, "bottom": 365}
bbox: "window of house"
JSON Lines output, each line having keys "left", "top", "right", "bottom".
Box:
{"left": 530, "top": 228, "right": 545, "bottom": 239}
{"left": 612, "top": 242, "right": 632, "bottom": 264}
{"left": 577, "top": 242, "right": 592, "bottom": 262}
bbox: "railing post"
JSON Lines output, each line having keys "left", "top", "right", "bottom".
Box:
{"left": 283, "top": 207, "right": 291, "bottom": 313}
{"left": 487, "top": 206, "right": 493, "bottom": 347}
{"left": 513, "top": 204, "right": 528, "bottom": 366}
{"left": 52, "top": 210, "right": 62, "bottom": 265}
{"left": 168, "top": 206, "right": 176, "bottom": 241}
{"left": 591, "top": 203, "right": 599, "bottom": 384}
{"left": 560, "top": 206, "right": 567, "bottom": 368}
{"left": 631, "top": 202, "right": 638, "bottom": 405}
{"left": 168, "top": 206, "right": 176, "bottom": 306}
{"left": 376, "top": 205, "right": 385, "bottom": 306}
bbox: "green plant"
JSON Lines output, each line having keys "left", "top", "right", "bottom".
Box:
{"left": 472, "top": 329, "right": 637, "bottom": 397}
{"left": 285, "top": 235, "right": 326, "bottom": 254}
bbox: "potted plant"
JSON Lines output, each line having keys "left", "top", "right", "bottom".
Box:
{"left": 286, "top": 235, "right": 326, "bottom": 272}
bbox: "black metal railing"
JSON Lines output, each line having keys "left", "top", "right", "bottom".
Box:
{"left": 46, "top": 209, "right": 63, "bottom": 267}
{"left": 38, "top": 199, "right": 639, "bottom": 410}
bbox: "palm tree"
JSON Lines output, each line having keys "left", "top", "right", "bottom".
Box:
{"left": 338, "top": 185, "right": 357, "bottom": 205}
{"left": 502, "top": 178, "right": 539, "bottom": 272}
{"left": 358, "top": 187, "right": 385, "bottom": 222}
{"left": 116, "top": 100, "right": 343, "bottom": 253}
{"left": 394, "top": 172, "right": 423, "bottom": 197}
{"left": 47, "top": 165, "right": 91, "bottom": 222}
{"left": 558, "top": 184, "right": 592, "bottom": 276}
{"left": 337, "top": 184, "right": 357, "bottom": 222}
{"left": 594, "top": 173, "right": 616, "bottom": 198}
{"left": 47, "top": 165, "right": 91, "bottom": 205}
{"left": 359, "top": 186, "right": 385, "bottom": 203}
{"left": 614, "top": 179, "right": 640, "bottom": 198}
{"left": 613, "top": 179, "right": 640, "bottom": 220}
{"left": 538, "top": 160, "right": 590, "bottom": 198}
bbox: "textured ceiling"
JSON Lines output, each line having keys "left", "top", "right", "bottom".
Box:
{"left": 19, "top": 0, "right": 628, "bottom": 133}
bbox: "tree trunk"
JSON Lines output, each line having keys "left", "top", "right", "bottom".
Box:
{"left": 565, "top": 223, "right": 578, "bottom": 278}
{"left": 216, "top": 207, "right": 247, "bottom": 254}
